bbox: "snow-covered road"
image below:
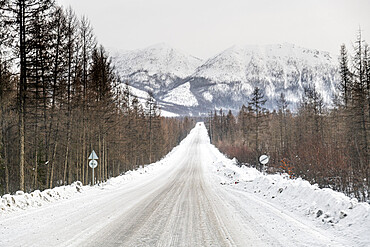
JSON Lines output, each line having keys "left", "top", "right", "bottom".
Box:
{"left": 0, "top": 123, "right": 368, "bottom": 246}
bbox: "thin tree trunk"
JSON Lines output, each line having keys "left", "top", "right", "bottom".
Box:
{"left": 99, "top": 133, "right": 102, "bottom": 183}
{"left": 18, "top": 0, "right": 26, "bottom": 192}
{"left": 1, "top": 116, "right": 9, "bottom": 193}
{"left": 63, "top": 144, "right": 69, "bottom": 184}
{"left": 49, "top": 142, "right": 58, "bottom": 189}
{"left": 19, "top": 107, "right": 25, "bottom": 191}
{"left": 76, "top": 149, "right": 80, "bottom": 182}
{"left": 4, "top": 145, "right": 9, "bottom": 193}
{"left": 65, "top": 104, "right": 72, "bottom": 185}
{"left": 82, "top": 127, "right": 86, "bottom": 184}
{"left": 68, "top": 149, "right": 72, "bottom": 185}
{"left": 83, "top": 129, "right": 88, "bottom": 184}
{"left": 105, "top": 140, "right": 108, "bottom": 180}
{"left": 34, "top": 149, "right": 38, "bottom": 189}
{"left": 102, "top": 138, "right": 105, "bottom": 181}
{"left": 256, "top": 111, "right": 259, "bottom": 169}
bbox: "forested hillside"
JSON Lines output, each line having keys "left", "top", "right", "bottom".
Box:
{"left": 0, "top": 1, "right": 194, "bottom": 194}
{"left": 207, "top": 32, "right": 370, "bottom": 202}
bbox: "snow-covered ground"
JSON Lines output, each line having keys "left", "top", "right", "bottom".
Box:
{"left": 204, "top": 143, "right": 370, "bottom": 247}
{"left": 0, "top": 123, "right": 368, "bottom": 246}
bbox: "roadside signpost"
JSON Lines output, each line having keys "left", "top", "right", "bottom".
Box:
{"left": 259, "top": 154, "right": 269, "bottom": 174}
{"left": 89, "top": 160, "right": 98, "bottom": 168}
{"left": 88, "top": 150, "right": 98, "bottom": 160}
{"left": 259, "top": 155, "right": 269, "bottom": 165}
{"left": 88, "top": 150, "right": 98, "bottom": 185}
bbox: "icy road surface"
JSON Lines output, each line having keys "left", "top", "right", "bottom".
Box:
{"left": 0, "top": 123, "right": 359, "bottom": 246}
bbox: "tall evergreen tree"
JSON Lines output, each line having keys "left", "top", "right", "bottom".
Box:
{"left": 339, "top": 44, "right": 352, "bottom": 107}
{"left": 248, "top": 87, "right": 267, "bottom": 169}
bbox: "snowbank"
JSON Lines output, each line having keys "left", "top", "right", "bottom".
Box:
{"left": 0, "top": 182, "right": 83, "bottom": 213}
{"left": 208, "top": 149, "right": 370, "bottom": 246}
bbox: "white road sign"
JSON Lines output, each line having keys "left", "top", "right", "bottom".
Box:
{"left": 88, "top": 150, "right": 98, "bottom": 160}
{"left": 89, "top": 160, "right": 98, "bottom": 169}
{"left": 259, "top": 155, "right": 269, "bottom": 165}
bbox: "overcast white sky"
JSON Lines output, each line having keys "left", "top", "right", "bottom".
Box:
{"left": 56, "top": 0, "right": 370, "bottom": 59}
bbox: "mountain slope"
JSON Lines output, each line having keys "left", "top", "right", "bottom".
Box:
{"left": 186, "top": 43, "right": 338, "bottom": 112}
{"left": 111, "top": 43, "right": 203, "bottom": 96}
{"left": 112, "top": 43, "right": 339, "bottom": 116}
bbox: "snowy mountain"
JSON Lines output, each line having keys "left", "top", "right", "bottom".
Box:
{"left": 111, "top": 43, "right": 203, "bottom": 96}
{"left": 112, "top": 43, "right": 339, "bottom": 116}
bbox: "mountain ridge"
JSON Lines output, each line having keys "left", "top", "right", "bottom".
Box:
{"left": 111, "top": 43, "right": 339, "bottom": 116}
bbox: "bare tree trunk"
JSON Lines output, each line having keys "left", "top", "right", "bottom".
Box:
{"left": 101, "top": 137, "right": 108, "bottom": 181}
{"left": 1, "top": 115, "right": 9, "bottom": 193}
{"left": 82, "top": 128, "right": 86, "bottom": 184}
{"left": 76, "top": 149, "right": 80, "bottom": 182}
{"left": 102, "top": 137, "right": 105, "bottom": 181}
{"left": 63, "top": 145, "right": 69, "bottom": 184}
{"left": 49, "top": 142, "right": 58, "bottom": 189}
{"left": 112, "top": 160, "right": 115, "bottom": 178}
{"left": 68, "top": 150, "right": 72, "bottom": 185}
{"left": 98, "top": 133, "right": 102, "bottom": 183}
{"left": 18, "top": 0, "right": 26, "bottom": 192}
{"left": 34, "top": 149, "right": 38, "bottom": 189}
{"left": 83, "top": 129, "right": 88, "bottom": 184}
{"left": 65, "top": 112, "right": 72, "bottom": 185}
{"left": 105, "top": 140, "right": 108, "bottom": 180}
{"left": 19, "top": 107, "right": 25, "bottom": 191}
{"left": 4, "top": 146, "right": 9, "bottom": 193}
{"left": 255, "top": 111, "right": 259, "bottom": 168}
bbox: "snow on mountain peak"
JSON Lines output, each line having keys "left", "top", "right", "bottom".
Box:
{"left": 194, "top": 43, "right": 336, "bottom": 83}
{"left": 112, "top": 43, "right": 339, "bottom": 116}
{"left": 112, "top": 43, "right": 203, "bottom": 79}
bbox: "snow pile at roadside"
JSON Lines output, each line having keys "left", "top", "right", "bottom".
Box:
{"left": 0, "top": 127, "right": 195, "bottom": 215}
{"left": 0, "top": 181, "right": 83, "bottom": 213}
{"left": 0, "top": 161, "right": 168, "bottom": 214}
{"left": 208, "top": 147, "right": 370, "bottom": 246}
